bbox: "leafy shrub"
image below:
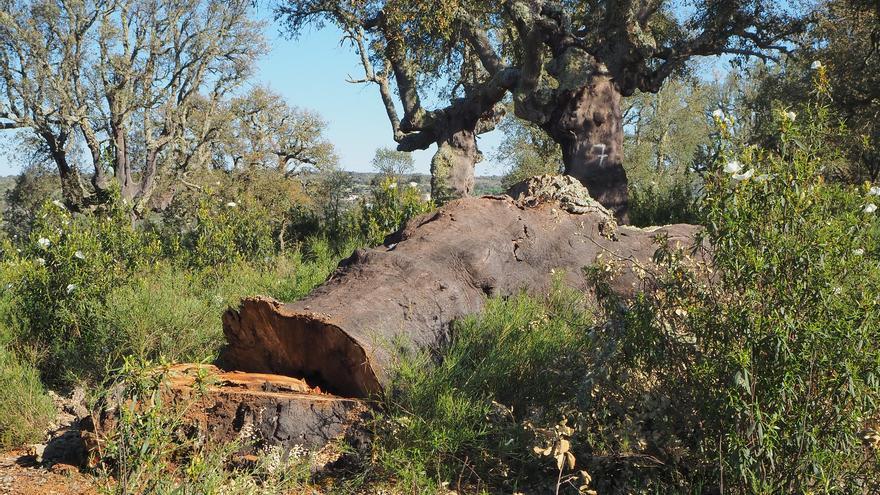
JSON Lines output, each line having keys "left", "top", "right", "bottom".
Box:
{"left": 351, "top": 176, "right": 434, "bottom": 246}
{"left": 628, "top": 178, "right": 698, "bottom": 227}
{"left": 585, "top": 74, "right": 880, "bottom": 492}
{"left": 2, "top": 199, "right": 161, "bottom": 383}
{"left": 159, "top": 194, "right": 276, "bottom": 268}
{"left": 1, "top": 194, "right": 346, "bottom": 385}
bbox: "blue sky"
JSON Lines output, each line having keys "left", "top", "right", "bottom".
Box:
{"left": 254, "top": 22, "right": 507, "bottom": 176}
{"left": 0, "top": 10, "right": 507, "bottom": 177}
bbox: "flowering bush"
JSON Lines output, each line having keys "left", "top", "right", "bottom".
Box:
{"left": 586, "top": 72, "right": 880, "bottom": 492}
{"left": 1, "top": 199, "right": 162, "bottom": 383}
{"left": 351, "top": 176, "right": 434, "bottom": 246}
{"left": 160, "top": 194, "right": 276, "bottom": 269}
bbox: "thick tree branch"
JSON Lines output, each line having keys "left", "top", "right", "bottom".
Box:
{"left": 457, "top": 9, "right": 504, "bottom": 76}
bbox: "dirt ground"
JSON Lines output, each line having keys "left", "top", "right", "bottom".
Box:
{"left": 0, "top": 450, "right": 96, "bottom": 495}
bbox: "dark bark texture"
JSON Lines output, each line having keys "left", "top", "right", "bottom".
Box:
{"left": 221, "top": 176, "right": 702, "bottom": 399}
{"left": 546, "top": 78, "right": 630, "bottom": 223}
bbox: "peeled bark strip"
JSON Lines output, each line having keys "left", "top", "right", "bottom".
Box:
{"left": 222, "top": 176, "right": 701, "bottom": 399}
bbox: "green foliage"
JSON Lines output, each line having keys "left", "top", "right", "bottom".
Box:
{"left": 2, "top": 163, "right": 59, "bottom": 242}
{"left": 2, "top": 199, "right": 162, "bottom": 383}
{"left": 351, "top": 176, "right": 434, "bottom": 246}
{"left": 157, "top": 168, "right": 318, "bottom": 265}
{"left": 746, "top": 0, "right": 880, "bottom": 183}
{"left": 372, "top": 147, "right": 415, "bottom": 180}
{"left": 0, "top": 345, "right": 55, "bottom": 449}
{"left": 371, "top": 280, "right": 596, "bottom": 492}
{"left": 0, "top": 192, "right": 345, "bottom": 385}
{"left": 587, "top": 77, "right": 880, "bottom": 492}
{"left": 95, "top": 358, "right": 311, "bottom": 494}
{"left": 163, "top": 195, "right": 276, "bottom": 268}
{"left": 628, "top": 178, "right": 698, "bottom": 227}
{"left": 497, "top": 116, "right": 563, "bottom": 190}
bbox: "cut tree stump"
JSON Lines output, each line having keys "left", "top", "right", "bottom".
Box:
{"left": 163, "top": 364, "right": 363, "bottom": 451}
{"left": 221, "top": 175, "right": 704, "bottom": 400}
{"left": 87, "top": 364, "right": 365, "bottom": 467}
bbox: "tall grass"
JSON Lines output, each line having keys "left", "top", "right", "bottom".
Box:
{"left": 0, "top": 345, "right": 55, "bottom": 449}
{"left": 371, "top": 279, "right": 596, "bottom": 493}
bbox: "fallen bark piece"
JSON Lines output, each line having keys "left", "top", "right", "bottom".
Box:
{"left": 222, "top": 175, "right": 704, "bottom": 399}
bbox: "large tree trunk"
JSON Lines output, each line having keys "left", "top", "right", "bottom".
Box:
{"left": 430, "top": 126, "right": 480, "bottom": 203}
{"left": 545, "top": 76, "right": 630, "bottom": 224}
{"left": 221, "top": 175, "right": 702, "bottom": 399}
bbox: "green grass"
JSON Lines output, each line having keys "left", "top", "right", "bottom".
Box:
{"left": 370, "top": 279, "right": 596, "bottom": 493}
{"left": 0, "top": 345, "right": 55, "bottom": 449}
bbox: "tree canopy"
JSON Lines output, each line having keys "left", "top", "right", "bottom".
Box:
{"left": 0, "top": 0, "right": 266, "bottom": 212}
{"left": 278, "top": 0, "right": 811, "bottom": 218}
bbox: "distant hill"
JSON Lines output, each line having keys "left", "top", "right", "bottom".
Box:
{"left": 347, "top": 172, "right": 504, "bottom": 196}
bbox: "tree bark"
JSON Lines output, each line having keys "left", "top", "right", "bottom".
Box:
{"left": 545, "top": 76, "right": 630, "bottom": 224}
{"left": 430, "top": 126, "right": 480, "bottom": 203}
{"left": 221, "top": 176, "right": 703, "bottom": 399}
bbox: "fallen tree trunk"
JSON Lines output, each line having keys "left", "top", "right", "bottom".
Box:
{"left": 221, "top": 176, "right": 704, "bottom": 399}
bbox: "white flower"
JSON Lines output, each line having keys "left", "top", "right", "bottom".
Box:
{"left": 225, "top": 201, "right": 237, "bottom": 208}
{"left": 732, "top": 169, "right": 755, "bottom": 181}
{"left": 755, "top": 174, "right": 771, "bottom": 183}
{"left": 712, "top": 109, "right": 725, "bottom": 119}
{"left": 833, "top": 286, "right": 842, "bottom": 295}
{"left": 388, "top": 182, "right": 397, "bottom": 189}
{"left": 35, "top": 257, "right": 45, "bottom": 266}
{"left": 51, "top": 199, "right": 66, "bottom": 210}
{"left": 409, "top": 182, "right": 419, "bottom": 188}
{"left": 853, "top": 248, "right": 865, "bottom": 256}
{"left": 37, "top": 237, "right": 51, "bottom": 249}
{"left": 864, "top": 203, "right": 878, "bottom": 213}
{"left": 785, "top": 111, "right": 797, "bottom": 121}
{"left": 869, "top": 186, "right": 880, "bottom": 196}
{"left": 724, "top": 160, "right": 743, "bottom": 174}
{"left": 66, "top": 283, "right": 77, "bottom": 294}
{"left": 74, "top": 250, "right": 85, "bottom": 260}
{"left": 811, "top": 60, "right": 823, "bottom": 70}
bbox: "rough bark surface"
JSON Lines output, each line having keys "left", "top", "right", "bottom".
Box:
{"left": 546, "top": 77, "right": 630, "bottom": 223}
{"left": 430, "top": 127, "right": 480, "bottom": 202}
{"left": 89, "top": 364, "right": 364, "bottom": 459}
{"left": 222, "top": 175, "right": 701, "bottom": 399}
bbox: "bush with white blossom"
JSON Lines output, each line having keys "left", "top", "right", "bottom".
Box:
{"left": 586, "top": 69, "right": 880, "bottom": 492}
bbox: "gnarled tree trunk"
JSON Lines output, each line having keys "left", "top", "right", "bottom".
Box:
{"left": 430, "top": 126, "right": 480, "bottom": 203}
{"left": 545, "top": 76, "right": 629, "bottom": 224}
